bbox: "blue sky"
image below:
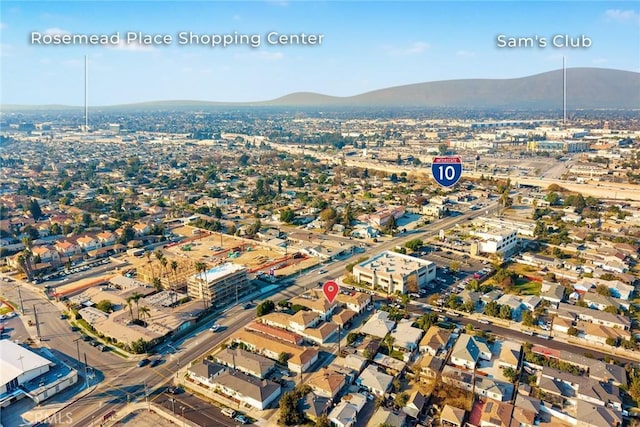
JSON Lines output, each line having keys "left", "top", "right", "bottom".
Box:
{"left": 1, "top": 1, "right": 639, "bottom": 105}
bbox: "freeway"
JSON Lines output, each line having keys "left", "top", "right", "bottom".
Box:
{"left": 51, "top": 200, "right": 502, "bottom": 426}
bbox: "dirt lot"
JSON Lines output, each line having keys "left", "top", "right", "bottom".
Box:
{"left": 165, "top": 226, "right": 312, "bottom": 274}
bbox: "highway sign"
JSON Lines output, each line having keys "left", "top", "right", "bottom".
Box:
{"left": 431, "top": 156, "right": 463, "bottom": 187}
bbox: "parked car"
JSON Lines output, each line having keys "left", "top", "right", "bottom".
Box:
{"left": 234, "top": 414, "right": 250, "bottom": 424}
{"left": 137, "top": 358, "right": 150, "bottom": 367}
{"left": 221, "top": 408, "right": 237, "bottom": 418}
{"left": 150, "top": 358, "right": 162, "bottom": 367}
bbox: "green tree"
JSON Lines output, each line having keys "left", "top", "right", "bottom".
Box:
{"left": 95, "top": 300, "right": 113, "bottom": 313}
{"left": 462, "top": 300, "right": 475, "bottom": 313}
{"left": 503, "top": 367, "right": 518, "bottom": 383}
{"left": 395, "top": 391, "right": 409, "bottom": 407}
{"left": 315, "top": 415, "right": 330, "bottom": 427}
{"left": 256, "top": 300, "right": 275, "bottom": 317}
{"left": 604, "top": 305, "right": 619, "bottom": 314}
{"left": 28, "top": 198, "right": 43, "bottom": 220}
{"left": 279, "top": 208, "right": 295, "bottom": 224}
{"left": 384, "top": 334, "right": 395, "bottom": 355}
{"left": 449, "top": 261, "right": 460, "bottom": 274}
{"left": 404, "top": 239, "right": 423, "bottom": 251}
{"left": 567, "top": 327, "right": 579, "bottom": 336}
{"left": 595, "top": 285, "right": 611, "bottom": 296}
{"left": 484, "top": 301, "right": 500, "bottom": 317}
{"left": 522, "top": 310, "right": 534, "bottom": 327}
{"left": 629, "top": 370, "right": 640, "bottom": 406}
{"left": 278, "top": 352, "right": 290, "bottom": 364}
{"left": 346, "top": 332, "right": 359, "bottom": 346}
{"left": 278, "top": 391, "right": 302, "bottom": 425}
{"left": 499, "top": 305, "right": 512, "bottom": 320}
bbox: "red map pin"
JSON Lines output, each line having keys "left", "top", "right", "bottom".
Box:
{"left": 323, "top": 280, "right": 339, "bottom": 304}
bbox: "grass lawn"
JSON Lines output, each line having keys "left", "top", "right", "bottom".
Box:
{"left": 514, "top": 279, "right": 542, "bottom": 296}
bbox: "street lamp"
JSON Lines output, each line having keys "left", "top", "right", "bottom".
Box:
{"left": 180, "top": 406, "right": 185, "bottom": 427}
{"left": 170, "top": 397, "right": 176, "bottom": 414}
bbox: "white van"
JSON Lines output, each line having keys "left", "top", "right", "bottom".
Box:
{"left": 221, "top": 408, "right": 236, "bottom": 418}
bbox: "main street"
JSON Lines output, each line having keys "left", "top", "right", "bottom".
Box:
{"left": 46, "top": 200, "right": 502, "bottom": 426}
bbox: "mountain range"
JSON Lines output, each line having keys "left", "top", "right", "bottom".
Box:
{"left": 3, "top": 68, "right": 639, "bottom": 110}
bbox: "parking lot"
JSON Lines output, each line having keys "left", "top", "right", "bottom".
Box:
{"left": 39, "top": 258, "right": 112, "bottom": 285}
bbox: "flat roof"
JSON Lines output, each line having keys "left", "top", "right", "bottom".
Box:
{"left": 356, "top": 250, "right": 434, "bottom": 276}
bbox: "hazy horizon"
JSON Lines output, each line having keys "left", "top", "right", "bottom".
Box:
{"left": 1, "top": 1, "right": 639, "bottom": 106}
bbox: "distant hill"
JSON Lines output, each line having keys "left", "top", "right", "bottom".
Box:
{"left": 3, "top": 68, "right": 638, "bottom": 110}
{"left": 264, "top": 68, "right": 639, "bottom": 109}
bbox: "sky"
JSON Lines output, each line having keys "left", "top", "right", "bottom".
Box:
{"left": 1, "top": 1, "right": 639, "bottom": 105}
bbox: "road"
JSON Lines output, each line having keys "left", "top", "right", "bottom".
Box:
{"left": 45, "top": 200, "right": 502, "bottom": 426}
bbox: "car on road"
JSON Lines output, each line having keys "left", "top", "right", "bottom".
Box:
{"left": 242, "top": 303, "right": 253, "bottom": 309}
{"left": 70, "top": 325, "right": 80, "bottom": 332}
{"left": 318, "top": 269, "right": 328, "bottom": 274}
{"left": 167, "top": 386, "right": 183, "bottom": 395}
{"left": 209, "top": 324, "right": 221, "bottom": 332}
{"left": 96, "top": 344, "right": 108, "bottom": 351}
{"left": 137, "top": 358, "right": 151, "bottom": 367}
{"left": 234, "top": 414, "right": 250, "bottom": 424}
{"left": 149, "top": 358, "right": 162, "bottom": 367}
{"left": 366, "top": 305, "right": 374, "bottom": 311}
{"left": 59, "top": 314, "right": 68, "bottom": 320}
{"left": 221, "top": 408, "right": 237, "bottom": 418}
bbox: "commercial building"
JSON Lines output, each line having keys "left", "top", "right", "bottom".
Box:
{"left": 186, "top": 263, "right": 249, "bottom": 306}
{"left": 470, "top": 227, "right": 518, "bottom": 255}
{"left": 353, "top": 251, "right": 436, "bottom": 294}
{"left": 526, "top": 140, "right": 590, "bottom": 153}
{"left": 0, "top": 340, "right": 77, "bottom": 406}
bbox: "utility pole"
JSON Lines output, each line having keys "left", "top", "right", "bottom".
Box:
{"left": 74, "top": 338, "right": 82, "bottom": 370}
{"left": 17, "top": 287, "right": 24, "bottom": 314}
{"left": 33, "top": 304, "right": 41, "bottom": 339}
{"left": 84, "top": 353, "right": 89, "bottom": 389}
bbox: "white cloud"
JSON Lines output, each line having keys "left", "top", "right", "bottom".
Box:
{"left": 604, "top": 9, "right": 640, "bottom": 24}
{"left": 44, "top": 27, "right": 71, "bottom": 36}
{"left": 385, "top": 41, "right": 430, "bottom": 56}
{"left": 0, "top": 22, "right": 6, "bottom": 30}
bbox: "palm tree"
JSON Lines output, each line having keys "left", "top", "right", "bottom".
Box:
{"left": 155, "top": 250, "right": 165, "bottom": 279}
{"left": 160, "top": 257, "right": 168, "bottom": 289}
{"left": 400, "top": 294, "right": 410, "bottom": 318}
{"left": 195, "top": 262, "right": 207, "bottom": 309}
{"left": 125, "top": 296, "right": 135, "bottom": 322}
{"left": 17, "top": 254, "right": 32, "bottom": 282}
{"left": 145, "top": 251, "right": 154, "bottom": 284}
{"left": 130, "top": 292, "right": 143, "bottom": 320}
{"left": 138, "top": 306, "right": 151, "bottom": 325}
{"left": 384, "top": 334, "right": 395, "bottom": 356}
{"left": 170, "top": 260, "right": 179, "bottom": 303}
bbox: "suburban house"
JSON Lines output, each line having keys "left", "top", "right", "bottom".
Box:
{"left": 449, "top": 334, "right": 492, "bottom": 370}
{"left": 360, "top": 311, "right": 396, "bottom": 339}
{"left": 213, "top": 348, "right": 276, "bottom": 379}
{"left": 356, "top": 365, "right": 393, "bottom": 397}
{"left": 211, "top": 370, "right": 281, "bottom": 410}
{"left": 307, "top": 368, "right": 347, "bottom": 401}
{"left": 328, "top": 393, "right": 367, "bottom": 427}
{"left": 367, "top": 407, "right": 407, "bottom": 427}
{"left": 186, "top": 359, "right": 227, "bottom": 388}
{"left": 419, "top": 326, "right": 451, "bottom": 356}
{"left": 440, "top": 404, "right": 466, "bottom": 427}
